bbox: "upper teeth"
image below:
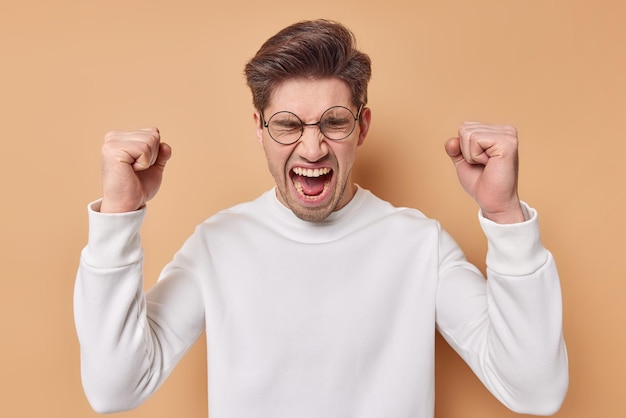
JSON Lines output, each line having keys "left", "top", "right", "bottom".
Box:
{"left": 293, "top": 167, "right": 331, "bottom": 177}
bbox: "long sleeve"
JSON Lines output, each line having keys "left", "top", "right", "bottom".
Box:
{"left": 73, "top": 201, "right": 205, "bottom": 413}
{"left": 435, "top": 202, "right": 568, "bottom": 415}
{"left": 74, "top": 189, "right": 569, "bottom": 417}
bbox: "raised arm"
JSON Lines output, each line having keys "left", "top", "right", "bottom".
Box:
{"left": 74, "top": 129, "right": 203, "bottom": 413}
{"left": 438, "top": 122, "right": 568, "bottom": 414}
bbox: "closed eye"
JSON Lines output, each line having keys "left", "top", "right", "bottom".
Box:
{"left": 323, "top": 117, "right": 351, "bottom": 131}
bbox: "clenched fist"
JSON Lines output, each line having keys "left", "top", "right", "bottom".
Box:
{"left": 445, "top": 122, "right": 524, "bottom": 224}
{"left": 100, "top": 127, "right": 172, "bottom": 213}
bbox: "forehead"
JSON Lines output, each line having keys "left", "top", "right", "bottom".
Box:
{"left": 267, "top": 77, "right": 352, "bottom": 116}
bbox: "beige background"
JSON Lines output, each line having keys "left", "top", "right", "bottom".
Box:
{"left": 1, "top": 1, "right": 624, "bottom": 417}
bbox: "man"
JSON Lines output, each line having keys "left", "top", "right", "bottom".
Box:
{"left": 74, "top": 19, "right": 568, "bottom": 417}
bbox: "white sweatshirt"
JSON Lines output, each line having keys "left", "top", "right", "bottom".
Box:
{"left": 74, "top": 187, "right": 568, "bottom": 417}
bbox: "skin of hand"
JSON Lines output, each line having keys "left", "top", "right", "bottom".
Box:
{"left": 100, "top": 127, "right": 172, "bottom": 213}
{"left": 445, "top": 122, "right": 525, "bottom": 224}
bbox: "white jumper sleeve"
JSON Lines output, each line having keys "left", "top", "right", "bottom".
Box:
{"left": 435, "top": 202, "right": 568, "bottom": 415}
{"left": 73, "top": 201, "right": 205, "bottom": 413}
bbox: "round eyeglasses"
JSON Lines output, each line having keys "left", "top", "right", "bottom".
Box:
{"left": 261, "top": 104, "right": 364, "bottom": 145}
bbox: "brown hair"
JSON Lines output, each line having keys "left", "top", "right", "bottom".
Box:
{"left": 244, "top": 19, "right": 372, "bottom": 113}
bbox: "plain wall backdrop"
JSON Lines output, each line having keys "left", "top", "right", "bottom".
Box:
{"left": 1, "top": 1, "right": 624, "bottom": 417}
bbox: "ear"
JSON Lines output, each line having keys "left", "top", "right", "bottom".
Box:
{"left": 357, "top": 107, "right": 372, "bottom": 146}
{"left": 253, "top": 111, "right": 264, "bottom": 148}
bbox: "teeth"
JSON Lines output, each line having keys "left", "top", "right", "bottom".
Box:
{"left": 293, "top": 167, "right": 331, "bottom": 177}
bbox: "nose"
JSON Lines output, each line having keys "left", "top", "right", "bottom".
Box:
{"left": 297, "top": 124, "right": 328, "bottom": 162}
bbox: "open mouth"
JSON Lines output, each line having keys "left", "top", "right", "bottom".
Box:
{"left": 290, "top": 167, "right": 333, "bottom": 201}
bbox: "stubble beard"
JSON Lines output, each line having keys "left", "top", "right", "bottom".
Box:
{"left": 285, "top": 182, "right": 347, "bottom": 222}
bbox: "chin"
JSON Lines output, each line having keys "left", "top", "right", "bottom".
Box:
{"left": 278, "top": 189, "right": 337, "bottom": 222}
{"left": 293, "top": 206, "right": 335, "bottom": 222}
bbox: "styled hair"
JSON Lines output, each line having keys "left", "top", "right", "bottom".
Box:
{"left": 244, "top": 19, "right": 372, "bottom": 113}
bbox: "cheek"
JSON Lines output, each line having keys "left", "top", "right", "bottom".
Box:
{"left": 333, "top": 143, "right": 359, "bottom": 169}
{"left": 264, "top": 143, "right": 293, "bottom": 171}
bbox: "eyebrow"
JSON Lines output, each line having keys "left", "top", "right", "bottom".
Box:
{"left": 265, "top": 105, "right": 357, "bottom": 120}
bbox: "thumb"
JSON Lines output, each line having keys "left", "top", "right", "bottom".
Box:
{"left": 155, "top": 142, "right": 172, "bottom": 169}
{"left": 444, "top": 137, "right": 463, "bottom": 163}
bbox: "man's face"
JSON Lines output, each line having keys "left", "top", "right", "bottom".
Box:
{"left": 254, "top": 78, "right": 371, "bottom": 222}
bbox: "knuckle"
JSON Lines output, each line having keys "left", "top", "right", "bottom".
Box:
{"left": 101, "top": 140, "right": 119, "bottom": 155}
{"left": 138, "top": 141, "right": 153, "bottom": 154}
{"left": 502, "top": 124, "right": 518, "bottom": 135}
{"left": 103, "top": 130, "right": 121, "bottom": 143}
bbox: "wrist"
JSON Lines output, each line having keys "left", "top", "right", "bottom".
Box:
{"left": 481, "top": 201, "right": 525, "bottom": 224}
{"left": 100, "top": 198, "right": 143, "bottom": 214}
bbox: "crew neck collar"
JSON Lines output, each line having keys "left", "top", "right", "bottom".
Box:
{"left": 262, "top": 185, "right": 370, "bottom": 242}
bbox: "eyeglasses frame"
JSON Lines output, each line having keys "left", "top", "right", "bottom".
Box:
{"left": 261, "top": 104, "right": 364, "bottom": 145}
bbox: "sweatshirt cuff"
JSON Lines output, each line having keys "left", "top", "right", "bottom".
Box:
{"left": 478, "top": 201, "right": 549, "bottom": 276}
{"left": 81, "top": 199, "right": 146, "bottom": 269}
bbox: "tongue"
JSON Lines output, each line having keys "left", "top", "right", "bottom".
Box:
{"left": 298, "top": 175, "right": 326, "bottom": 196}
